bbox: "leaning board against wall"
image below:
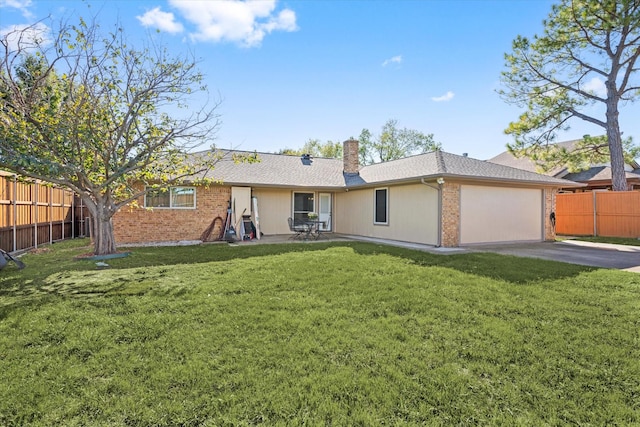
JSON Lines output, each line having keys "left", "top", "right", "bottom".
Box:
{"left": 231, "top": 186, "right": 252, "bottom": 238}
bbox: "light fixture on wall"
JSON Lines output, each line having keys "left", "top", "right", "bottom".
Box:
{"left": 436, "top": 177, "right": 445, "bottom": 185}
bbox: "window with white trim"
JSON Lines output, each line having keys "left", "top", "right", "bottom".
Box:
{"left": 374, "top": 187, "right": 388, "bottom": 225}
{"left": 145, "top": 186, "right": 196, "bottom": 209}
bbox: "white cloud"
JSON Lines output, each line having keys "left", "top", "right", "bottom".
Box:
{"left": 0, "top": 0, "right": 33, "bottom": 18}
{"left": 0, "top": 23, "right": 50, "bottom": 51}
{"left": 137, "top": 7, "right": 184, "bottom": 34}
{"left": 382, "top": 55, "right": 402, "bottom": 67}
{"left": 0, "top": 0, "right": 30, "bottom": 7}
{"left": 582, "top": 76, "right": 606, "bottom": 97}
{"left": 168, "top": 0, "right": 298, "bottom": 47}
{"left": 431, "top": 91, "right": 455, "bottom": 102}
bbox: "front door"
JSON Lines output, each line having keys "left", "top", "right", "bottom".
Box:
{"left": 318, "top": 193, "right": 332, "bottom": 231}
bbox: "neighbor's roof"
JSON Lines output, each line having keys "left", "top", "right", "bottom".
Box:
{"left": 487, "top": 140, "right": 579, "bottom": 176}
{"left": 562, "top": 166, "right": 640, "bottom": 183}
{"left": 488, "top": 139, "right": 640, "bottom": 177}
{"left": 187, "top": 149, "right": 580, "bottom": 189}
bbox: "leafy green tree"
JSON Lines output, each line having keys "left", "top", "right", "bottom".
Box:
{"left": 518, "top": 135, "right": 640, "bottom": 174}
{"left": 358, "top": 119, "right": 440, "bottom": 165}
{"left": 278, "top": 139, "right": 343, "bottom": 158}
{"left": 0, "top": 18, "right": 246, "bottom": 255}
{"left": 500, "top": 0, "right": 640, "bottom": 191}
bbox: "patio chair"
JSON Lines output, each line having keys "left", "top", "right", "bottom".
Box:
{"left": 287, "top": 217, "right": 310, "bottom": 240}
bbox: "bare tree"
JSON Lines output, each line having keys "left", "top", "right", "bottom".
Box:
{"left": 0, "top": 17, "right": 234, "bottom": 254}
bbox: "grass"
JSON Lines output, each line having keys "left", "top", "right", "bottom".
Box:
{"left": 1, "top": 239, "right": 639, "bottom": 426}
{"left": 559, "top": 235, "right": 640, "bottom": 247}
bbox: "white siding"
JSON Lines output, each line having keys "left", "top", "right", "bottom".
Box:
{"left": 251, "top": 188, "right": 293, "bottom": 235}
{"left": 335, "top": 183, "right": 438, "bottom": 245}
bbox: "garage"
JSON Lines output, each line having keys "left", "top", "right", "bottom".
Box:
{"left": 460, "top": 185, "right": 543, "bottom": 245}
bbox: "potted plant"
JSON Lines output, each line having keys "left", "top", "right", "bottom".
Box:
{"left": 307, "top": 212, "right": 318, "bottom": 220}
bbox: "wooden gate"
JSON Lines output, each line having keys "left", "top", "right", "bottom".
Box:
{"left": 556, "top": 191, "right": 640, "bottom": 238}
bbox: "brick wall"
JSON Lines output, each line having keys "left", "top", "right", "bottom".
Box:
{"left": 544, "top": 188, "right": 557, "bottom": 241}
{"left": 441, "top": 182, "right": 460, "bottom": 247}
{"left": 343, "top": 139, "right": 360, "bottom": 174}
{"left": 113, "top": 185, "right": 231, "bottom": 244}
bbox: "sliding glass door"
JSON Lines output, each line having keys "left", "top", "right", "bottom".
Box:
{"left": 293, "top": 192, "right": 314, "bottom": 222}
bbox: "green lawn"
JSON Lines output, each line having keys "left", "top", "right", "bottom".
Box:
{"left": 1, "top": 239, "right": 639, "bottom": 426}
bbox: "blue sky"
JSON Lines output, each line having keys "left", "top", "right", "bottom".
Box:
{"left": 2, "top": 0, "right": 638, "bottom": 160}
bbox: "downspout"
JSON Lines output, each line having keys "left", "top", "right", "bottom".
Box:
{"left": 421, "top": 178, "right": 443, "bottom": 247}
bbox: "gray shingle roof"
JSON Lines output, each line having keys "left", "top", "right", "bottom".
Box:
{"left": 353, "top": 151, "right": 579, "bottom": 187}
{"left": 488, "top": 139, "right": 640, "bottom": 177}
{"left": 563, "top": 166, "right": 640, "bottom": 182}
{"left": 187, "top": 149, "right": 579, "bottom": 188}
{"left": 486, "top": 140, "right": 581, "bottom": 176}
{"left": 487, "top": 149, "right": 547, "bottom": 174}
{"left": 189, "top": 150, "right": 345, "bottom": 188}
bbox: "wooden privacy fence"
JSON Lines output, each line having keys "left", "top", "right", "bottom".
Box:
{"left": 556, "top": 191, "right": 640, "bottom": 238}
{"left": 0, "top": 173, "right": 77, "bottom": 253}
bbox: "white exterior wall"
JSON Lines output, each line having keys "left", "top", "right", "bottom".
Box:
{"left": 460, "top": 185, "right": 543, "bottom": 244}
{"left": 335, "top": 183, "right": 438, "bottom": 245}
{"left": 251, "top": 188, "right": 294, "bottom": 235}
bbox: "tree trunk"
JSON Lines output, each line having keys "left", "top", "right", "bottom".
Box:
{"left": 92, "top": 211, "right": 117, "bottom": 255}
{"left": 82, "top": 195, "right": 118, "bottom": 255}
{"left": 606, "top": 95, "right": 628, "bottom": 191}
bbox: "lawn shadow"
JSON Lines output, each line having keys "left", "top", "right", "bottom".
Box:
{"left": 338, "top": 242, "right": 598, "bottom": 284}
{"left": 115, "top": 241, "right": 597, "bottom": 284}
{"left": 1, "top": 239, "right": 599, "bottom": 318}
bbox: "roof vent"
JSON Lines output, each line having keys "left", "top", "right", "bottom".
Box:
{"left": 301, "top": 153, "right": 313, "bottom": 165}
{"left": 462, "top": 153, "right": 468, "bottom": 157}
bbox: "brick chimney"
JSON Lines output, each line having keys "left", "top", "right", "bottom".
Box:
{"left": 343, "top": 139, "right": 359, "bottom": 174}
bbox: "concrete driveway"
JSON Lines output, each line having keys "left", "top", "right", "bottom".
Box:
{"left": 469, "top": 240, "right": 640, "bottom": 273}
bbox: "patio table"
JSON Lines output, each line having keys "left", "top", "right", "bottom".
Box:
{"left": 305, "top": 220, "right": 326, "bottom": 240}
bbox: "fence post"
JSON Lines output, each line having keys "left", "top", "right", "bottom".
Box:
{"left": 61, "top": 189, "right": 65, "bottom": 240}
{"left": 592, "top": 191, "right": 597, "bottom": 237}
{"left": 49, "top": 186, "right": 53, "bottom": 244}
{"left": 79, "top": 197, "right": 85, "bottom": 237}
{"left": 34, "top": 180, "right": 38, "bottom": 249}
{"left": 71, "top": 191, "right": 74, "bottom": 239}
{"left": 12, "top": 175, "right": 17, "bottom": 252}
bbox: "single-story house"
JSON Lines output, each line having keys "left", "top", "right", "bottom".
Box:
{"left": 113, "top": 140, "right": 581, "bottom": 248}
{"left": 488, "top": 140, "right": 640, "bottom": 192}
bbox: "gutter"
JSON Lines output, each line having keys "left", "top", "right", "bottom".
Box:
{"left": 421, "top": 177, "right": 444, "bottom": 247}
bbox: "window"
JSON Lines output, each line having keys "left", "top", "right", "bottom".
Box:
{"left": 171, "top": 187, "right": 196, "bottom": 208}
{"left": 145, "top": 187, "right": 195, "bottom": 209}
{"left": 293, "top": 192, "right": 314, "bottom": 222}
{"left": 374, "top": 188, "right": 388, "bottom": 225}
{"left": 145, "top": 188, "right": 170, "bottom": 208}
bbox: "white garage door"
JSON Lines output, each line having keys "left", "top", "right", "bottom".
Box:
{"left": 460, "top": 185, "right": 543, "bottom": 244}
